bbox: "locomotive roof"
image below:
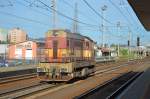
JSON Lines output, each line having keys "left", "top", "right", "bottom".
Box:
{"left": 47, "top": 29, "right": 95, "bottom": 43}
{"left": 83, "top": 36, "right": 95, "bottom": 43}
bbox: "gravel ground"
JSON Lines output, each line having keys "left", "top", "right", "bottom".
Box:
{"left": 0, "top": 77, "right": 39, "bottom": 95}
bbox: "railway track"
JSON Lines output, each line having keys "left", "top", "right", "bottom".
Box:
{"left": 0, "top": 63, "right": 130, "bottom": 99}
{"left": 94, "top": 60, "right": 136, "bottom": 75}
{"left": 0, "top": 73, "right": 37, "bottom": 84}
{"left": 24, "top": 61, "right": 139, "bottom": 99}
{"left": 0, "top": 82, "right": 59, "bottom": 99}
{"left": 74, "top": 71, "right": 143, "bottom": 99}
{"left": 0, "top": 60, "right": 145, "bottom": 99}
{"left": 0, "top": 61, "right": 129, "bottom": 84}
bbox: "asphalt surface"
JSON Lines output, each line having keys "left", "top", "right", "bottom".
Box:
{"left": 117, "top": 67, "right": 150, "bottom": 99}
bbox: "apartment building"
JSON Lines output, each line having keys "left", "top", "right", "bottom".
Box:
{"left": 8, "top": 28, "right": 28, "bottom": 44}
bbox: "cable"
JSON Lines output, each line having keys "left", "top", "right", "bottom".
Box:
{"left": 0, "top": 0, "right": 13, "bottom": 7}
{"left": 109, "top": 0, "right": 142, "bottom": 46}
{"left": 60, "top": 0, "right": 98, "bottom": 23}
{"left": 108, "top": 0, "right": 134, "bottom": 28}
{"left": 122, "top": 0, "right": 139, "bottom": 26}
{"left": 109, "top": 0, "right": 130, "bottom": 24}
{"left": 0, "top": 11, "right": 49, "bottom": 26}
{"left": 18, "top": 0, "right": 102, "bottom": 32}
{"left": 16, "top": 0, "right": 50, "bottom": 17}
{"left": 108, "top": 0, "right": 139, "bottom": 44}
{"left": 107, "top": 28, "right": 128, "bottom": 39}
{"left": 120, "top": 0, "right": 140, "bottom": 27}
{"left": 23, "top": 0, "right": 99, "bottom": 27}
{"left": 36, "top": 0, "right": 99, "bottom": 27}
{"left": 23, "top": 0, "right": 50, "bottom": 11}
{"left": 82, "top": 0, "right": 114, "bottom": 25}
{"left": 19, "top": 0, "right": 101, "bottom": 28}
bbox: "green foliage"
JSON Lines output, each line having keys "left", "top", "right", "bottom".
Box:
{"left": 119, "top": 48, "right": 137, "bottom": 60}
{"left": 111, "top": 44, "right": 117, "bottom": 47}
{"left": 121, "top": 49, "right": 128, "bottom": 56}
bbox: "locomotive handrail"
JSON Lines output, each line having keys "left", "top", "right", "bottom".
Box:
{"left": 39, "top": 57, "right": 93, "bottom": 63}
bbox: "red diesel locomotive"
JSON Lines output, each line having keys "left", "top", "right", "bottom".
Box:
{"left": 37, "top": 29, "right": 95, "bottom": 81}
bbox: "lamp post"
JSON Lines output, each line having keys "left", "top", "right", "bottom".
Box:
{"left": 117, "top": 21, "right": 120, "bottom": 57}
{"left": 101, "top": 5, "right": 107, "bottom": 48}
{"left": 128, "top": 29, "right": 132, "bottom": 61}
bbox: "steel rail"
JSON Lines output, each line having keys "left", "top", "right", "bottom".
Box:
{"left": 0, "top": 73, "right": 37, "bottom": 84}
{"left": 0, "top": 83, "right": 58, "bottom": 99}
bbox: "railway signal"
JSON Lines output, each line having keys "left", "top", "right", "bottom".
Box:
{"left": 127, "top": 40, "right": 130, "bottom": 47}
{"left": 137, "top": 37, "right": 140, "bottom": 46}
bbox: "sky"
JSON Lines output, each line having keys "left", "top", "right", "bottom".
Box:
{"left": 0, "top": 0, "right": 150, "bottom": 46}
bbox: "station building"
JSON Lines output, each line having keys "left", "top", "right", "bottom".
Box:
{"left": 0, "top": 44, "right": 8, "bottom": 60}
{"left": 8, "top": 40, "right": 44, "bottom": 62}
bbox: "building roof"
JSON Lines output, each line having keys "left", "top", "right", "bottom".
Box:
{"left": 100, "top": 47, "right": 111, "bottom": 52}
{"left": 9, "top": 40, "right": 44, "bottom": 46}
{"left": 128, "top": 0, "right": 150, "bottom": 31}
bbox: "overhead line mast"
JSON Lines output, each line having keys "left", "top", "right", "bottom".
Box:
{"left": 101, "top": 5, "right": 107, "bottom": 47}
{"left": 73, "top": 2, "right": 78, "bottom": 33}
{"left": 51, "top": 0, "right": 57, "bottom": 29}
{"left": 38, "top": 0, "right": 99, "bottom": 27}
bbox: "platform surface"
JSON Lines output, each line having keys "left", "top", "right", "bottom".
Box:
{"left": 117, "top": 67, "right": 150, "bottom": 99}
{"left": 0, "top": 65, "right": 36, "bottom": 72}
